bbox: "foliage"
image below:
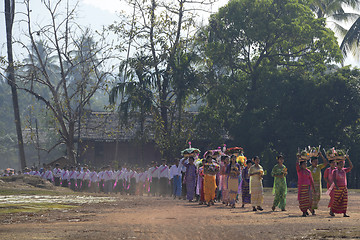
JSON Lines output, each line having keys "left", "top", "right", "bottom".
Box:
{"left": 12, "top": 0, "right": 113, "bottom": 164}
{"left": 109, "top": 0, "right": 209, "bottom": 159}
{"left": 309, "top": 0, "right": 360, "bottom": 61}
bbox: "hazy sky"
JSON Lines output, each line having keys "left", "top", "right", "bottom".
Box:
{"left": 0, "top": 0, "right": 227, "bottom": 55}
{"left": 0, "top": 0, "right": 358, "bottom": 66}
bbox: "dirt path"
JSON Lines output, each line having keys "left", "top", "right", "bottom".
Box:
{"left": 1, "top": 190, "right": 359, "bottom": 240}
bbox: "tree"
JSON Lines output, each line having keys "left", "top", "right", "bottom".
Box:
{"left": 4, "top": 0, "right": 27, "bottom": 169}
{"left": 109, "top": 0, "right": 209, "bottom": 159}
{"left": 195, "top": 0, "right": 343, "bottom": 165}
{"left": 309, "top": 0, "right": 360, "bottom": 61}
{"left": 14, "top": 0, "right": 113, "bottom": 164}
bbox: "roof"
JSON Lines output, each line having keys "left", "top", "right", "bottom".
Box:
{"left": 79, "top": 111, "right": 154, "bottom": 142}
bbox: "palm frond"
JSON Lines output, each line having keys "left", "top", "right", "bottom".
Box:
{"left": 331, "top": 12, "right": 360, "bottom": 23}
{"left": 328, "top": 21, "right": 349, "bottom": 38}
{"left": 340, "top": 17, "right": 360, "bottom": 60}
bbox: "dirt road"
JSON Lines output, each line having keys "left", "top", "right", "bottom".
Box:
{"left": 1, "top": 190, "right": 359, "bottom": 240}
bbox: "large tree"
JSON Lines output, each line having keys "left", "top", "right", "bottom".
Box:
{"left": 196, "top": 0, "right": 342, "bottom": 156}
{"left": 109, "top": 0, "right": 208, "bottom": 159}
{"left": 14, "top": 0, "right": 113, "bottom": 164}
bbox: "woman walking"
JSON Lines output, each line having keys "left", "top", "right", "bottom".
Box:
{"left": 271, "top": 155, "right": 287, "bottom": 211}
{"left": 226, "top": 155, "right": 241, "bottom": 208}
{"left": 249, "top": 156, "right": 264, "bottom": 211}
{"left": 329, "top": 156, "right": 353, "bottom": 217}
{"left": 241, "top": 160, "right": 252, "bottom": 208}
{"left": 182, "top": 157, "right": 197, "bottom": 202}
{"left": 296, "top": 157, "right": 314, "bottom": 217}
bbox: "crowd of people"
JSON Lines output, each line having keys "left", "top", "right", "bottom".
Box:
{"left": 1, "top": 147, "right": 354, "bottom": 217}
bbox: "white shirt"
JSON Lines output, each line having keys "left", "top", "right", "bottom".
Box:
{"left": 61, "top": 170, "right": 69, "bottom": 180}
{"left": 103, "top": 170, "right": 113, "bottom": 181}
{"left": 148, "top": 166, "right": 159, "bottom": 178}
{"left": 44, "top": 170, "right": 53, "bottom": 180}
{"left": 68, "top": 170, "right": 77, "bottom": 180}
{"left": 169, "top": 164, "right": 182, "bottom": 179}
{"left": 158, "top": 165, "right": 169, "bottom": 178}
{"left": 89, "top": 171, "right": 98, "bottom": 182}
{"left": 53, "top": 168, "right": 62, "bottom": 177}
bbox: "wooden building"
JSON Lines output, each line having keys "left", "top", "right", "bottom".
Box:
{"left": 77, "top": 111, "right": 161, "bottom": 168}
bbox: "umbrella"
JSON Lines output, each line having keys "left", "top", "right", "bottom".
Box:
{"left": 225, "top": 147, "right": 243, "bottom": 155}
{"left": 181, "top": 148, "right": 200, "bottom": 155}
{"left": 203, "top": 149, "right": 223, "bottom": 159}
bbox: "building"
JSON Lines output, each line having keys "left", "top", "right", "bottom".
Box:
{"left": 77, "top": 111, "right": 161, "bottom": 168}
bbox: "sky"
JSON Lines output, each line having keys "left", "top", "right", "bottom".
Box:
{"left": 0, "top": 0, "right": 227, "bottom": 57}
{"left": 0, "top": 0, "right": 358, "bottom": 66}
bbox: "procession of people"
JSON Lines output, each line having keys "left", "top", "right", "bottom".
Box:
{"left": 1, "top": 145, "right": 354, "bottom": 217}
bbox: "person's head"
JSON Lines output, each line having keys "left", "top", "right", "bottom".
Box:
{"left": 277, "top": 155, "right": 284, "bottom": 165}
{"left": 230, "top": 155, "right": 237, "bottom": 164}
{"left": 246, "top": 160, "right": 252, "bottom": 168}
{"left": 174, "top": 159, "right": 179, "bottom": 166}
{"left": 161, "top": 159, "right": 166, "bottom": 166}
{"left": 253, "top": 156, "right": 260, "bottom": 165}
{"left": 329, "top": 160, "right": 336, "bottom": 168}
{"left": 337, "top": 160, "right": 344, "bottom": 169}
{"left": 310, "top": 157, "right": 318, "bottom": 167}
{"left": 224, "top": 156, "right": 229, "bottom": 164}
{"left": 206, "top": 155, "right": 212, "bottom": 163}
{"left": 189, "top": 157, "right": 195, "bottom": 164}
{"left": 300, "top": 160, "right": 307, "bottom": 169}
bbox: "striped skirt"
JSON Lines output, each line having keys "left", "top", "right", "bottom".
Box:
{"left": 227, "top": 177, "right": 239, "bottom": 205}
{"left": 330, "top": 186, "right": 348, "bottom": 214}
{"left": 241, "top": 180, "right": 251, "bottom": 204}
{"left": 298, "top": 184, "right": 312, "bottom": 212}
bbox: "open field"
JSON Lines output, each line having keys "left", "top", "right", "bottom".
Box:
{"left": 0, "top": 184, "right": 359, "bottom": 240}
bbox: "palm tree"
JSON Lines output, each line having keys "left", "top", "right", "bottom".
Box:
{"left": 310, "top": 0, "right": 360, "bottom": 61}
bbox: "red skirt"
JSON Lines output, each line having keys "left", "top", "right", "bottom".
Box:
{"left": 330, "top": 186, "right": 348, "bottom": 214}
{"left": 298, "top": 184, "right": 311, "bottom": 212}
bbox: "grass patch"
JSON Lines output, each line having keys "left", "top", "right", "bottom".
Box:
{"left": 0, "top": 203, "right": 78, "bottom": 214}
{"left": 0, "top": 188, "right": 80, "bottom": 196}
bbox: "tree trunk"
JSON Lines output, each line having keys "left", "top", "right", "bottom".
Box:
{"left": 5, "top": 0, "right": 27, "bottom": 169}
{"left": 67, "top": 122, "right": 76, "bottom": 165}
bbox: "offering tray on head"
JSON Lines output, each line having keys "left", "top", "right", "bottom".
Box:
{"left": 203, "top": 162, "right": 220, "bottom": 175}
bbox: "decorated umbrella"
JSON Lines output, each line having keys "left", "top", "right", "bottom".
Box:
{"left": 225, "top": 147, "right": 243, "bottom": 155}
{"left": 181, "top": 148, "right": 201, "bottom": 155}
{"left": 203, "top": 149, "right": 223, "bottom": 159}
{"left": 181, "top": 141, "right": 200, "bottom": 156}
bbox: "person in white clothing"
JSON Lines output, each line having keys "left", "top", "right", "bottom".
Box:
{"left": 61, "top": 166, "right": 69, "bottom": 187}
{"left": 148, "top": 162, "right": 159, "bottom": 196}
{"left": 170, "top": 159, "right": 182, "bottom": 199}
{"left": 103, "top": 165, "right": 113, "bottom": 194}
{"left": 88, "top": 168, "right": 99, "bottom": 193}
{"left": 158, "top": 159, "right": 170, "bottom": 197}
{"left": 53, "top": 164, "right": 62, "bottom": 186}
{"left": 42, "top": 166, "right": 53, "bottom": 183}
{"left": 68, "top": 166, "right": 77, "bottom": 191}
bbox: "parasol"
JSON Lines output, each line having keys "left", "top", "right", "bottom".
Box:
{"left": 181, "top": 141, "right": 200, "bottom": 156}
{"left": 225, "top": 147, "right": 243, "bottom": 155}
